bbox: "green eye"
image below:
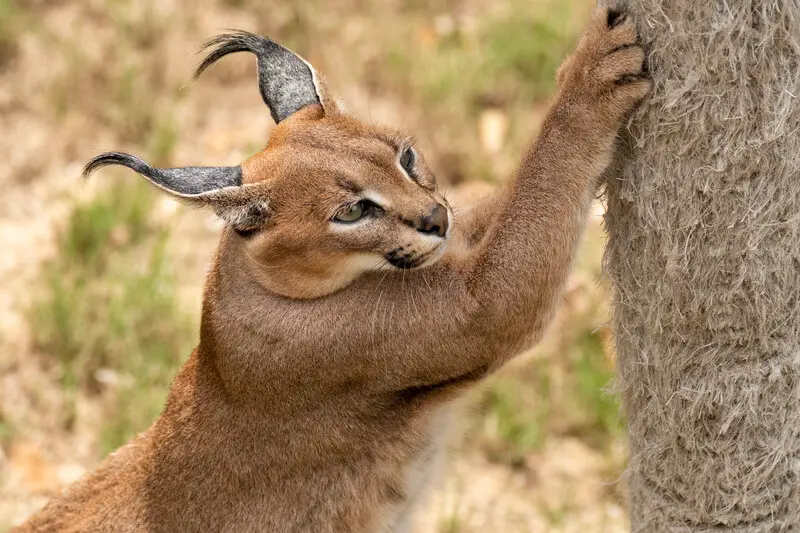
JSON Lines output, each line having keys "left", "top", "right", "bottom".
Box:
{"left": 334, "top": 202, "right": 366, "bottom": 223}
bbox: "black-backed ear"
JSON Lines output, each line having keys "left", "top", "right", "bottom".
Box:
{"left": 194, "top": 30, "right": 334, "bottom": 123}
{"left": 83, "top": 152, "right": 271, "bottom": 232}
{"left": 84, "top": 152, "right": 243, "bottom": 198}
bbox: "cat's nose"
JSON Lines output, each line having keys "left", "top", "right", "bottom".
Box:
{"left": 416, "top": 204, "right": 449, "bottom": 238}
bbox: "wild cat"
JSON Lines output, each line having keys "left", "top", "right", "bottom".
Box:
{"left": 19, "top": 7, "right": 649, "bottom": 532}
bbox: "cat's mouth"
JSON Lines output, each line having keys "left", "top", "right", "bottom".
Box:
{"left": 385, "top": 243, "right": 446, "bottom": 269}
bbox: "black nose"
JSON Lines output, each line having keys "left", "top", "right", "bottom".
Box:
{"left": 417, "top": 204, "right": 449, "bottom": 237}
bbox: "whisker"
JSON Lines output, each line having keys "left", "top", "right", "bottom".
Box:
{"left": 421, "top": 268, "right": 433, "bottom": 292}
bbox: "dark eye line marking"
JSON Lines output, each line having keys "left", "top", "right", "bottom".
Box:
{"left": 360, "top": 198, "right": 384, "bottom": 215}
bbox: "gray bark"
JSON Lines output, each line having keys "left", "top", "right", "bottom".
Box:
{"left": 601, "top": 0, "right": 800, "bottom": 530}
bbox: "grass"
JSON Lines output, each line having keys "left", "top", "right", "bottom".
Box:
{"left": 47, "top": 1, "right": 184, "bottom": 147}
{"left": 30, "top": 0, "right": 191, "bottom": 456}
{"left": 482, "top": 9, "right": 573, "bottom": 101}
{"left": 110, "top": 0, "right": 170, "bottom": 50}
{"left": 414, "top": 2, "right": 575, "bottom": 107}
{"left": 439, "top": 515, "right": 464, "bottom": 533}
{"left": 0, "top": 0, "right": 27, "bottom": 67}
{"left": 31, "top": 176, "right": 194, "bottom": 456}
{"left": 571, "top": 328, "right": 621, "bottom": 443}
{"left": 477, "top": 373, "right": 550, "bottom": 465}
{"left": 0, "top": 406, "right": 11, "bottom": 453}
{"left": 436, "top": 480, "right": 470, "bottom": 533}
{"left": 371, "top": 0, "right": 587, "bottom": 186}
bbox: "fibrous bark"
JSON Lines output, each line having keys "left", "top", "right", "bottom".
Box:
{"left": 603, "top": 0, "right": 800, "bottom": 530}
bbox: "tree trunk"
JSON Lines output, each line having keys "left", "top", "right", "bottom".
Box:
{"left": 601, "top": 0, "right": 800, "bottom": 530}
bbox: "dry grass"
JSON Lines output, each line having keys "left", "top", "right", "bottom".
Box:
{"left": 30, "top": 179, "right": 194, "bottom": 456}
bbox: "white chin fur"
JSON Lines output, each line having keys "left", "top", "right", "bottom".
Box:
{"left": 346, "top": 253, "right": 391, "bottom": 273}
{"left": 417, "top": 240, "right": 448, "bottom": 268}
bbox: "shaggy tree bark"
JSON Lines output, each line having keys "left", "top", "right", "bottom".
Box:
{"left": 601, "top": 0, "right": 800, "bottom": 530}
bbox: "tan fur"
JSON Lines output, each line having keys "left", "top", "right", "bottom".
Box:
{"left": 18, "top": 9, "right": 650, "bottom": 532}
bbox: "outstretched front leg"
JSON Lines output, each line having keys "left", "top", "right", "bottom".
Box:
{"left": 467, "top": 6, "right": 650, "bottom": 326}
{"left": 455, "top": 8, "right": 648, "bottom": 256}
{"left": 343, "top": 6, "right": 651, "bottom": 391}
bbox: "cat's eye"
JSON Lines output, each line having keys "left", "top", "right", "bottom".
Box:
{"left": 334, "top": 201, "right": 366, "bottom": 223}
{"left": 399, "top": 148, "right": 416, "bottom": 173}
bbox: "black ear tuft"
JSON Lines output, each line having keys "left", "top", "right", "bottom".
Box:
{"left": 83, "top": 151, "right": 243, "bottom": 198}
{"left": 195, "top": 30, "right": 322, "bottom": 123}
{"left": 83, "top": 152, "right": 151, "bottom": 179}
{"left": 194, "top": 30, "right": 260, "bottom": 80}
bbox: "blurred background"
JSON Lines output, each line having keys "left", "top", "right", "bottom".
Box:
{"left": 0, "top": 0, "right": 627, "bottom": 531}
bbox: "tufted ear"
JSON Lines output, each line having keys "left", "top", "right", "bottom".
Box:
{"left": 83, "top": 152, "right": 270, "bottom": 233}
{"left": 194, "top": 30, "right": 335, "bottom": 123}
